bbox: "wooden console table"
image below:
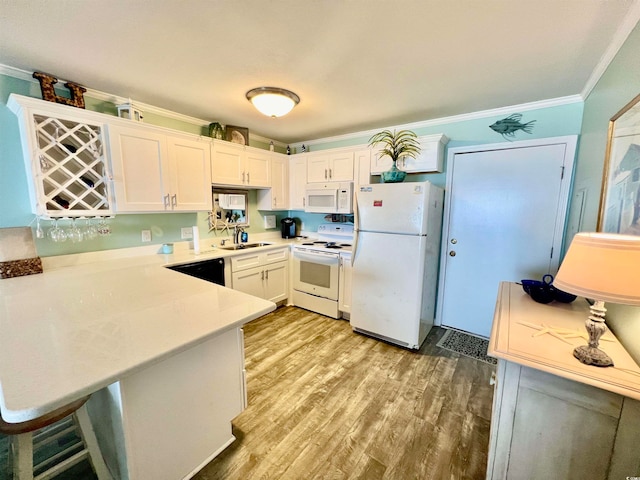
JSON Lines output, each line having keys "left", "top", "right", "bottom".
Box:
{"left": 487, "top": 282, "right": 640, "bottom": 480}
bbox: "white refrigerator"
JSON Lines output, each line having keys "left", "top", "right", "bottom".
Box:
{"left": 351, "top": 181, "right": 444, "bottom": 349}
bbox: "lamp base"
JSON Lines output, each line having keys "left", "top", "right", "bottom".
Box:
{"left": 573, "top": 345, "right": 614, "bottom": 368}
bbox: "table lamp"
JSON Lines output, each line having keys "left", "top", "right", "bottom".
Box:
{"left": 553, "top": 232, "right": 640, "bottom": 367}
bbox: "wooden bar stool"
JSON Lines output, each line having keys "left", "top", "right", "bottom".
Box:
{"left": 0, "top": 396, "right": 112, "bottom": 480}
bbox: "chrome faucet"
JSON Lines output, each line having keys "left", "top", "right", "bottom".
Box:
{"left": 233, "top": 226, "right": 244, "bottom": 244}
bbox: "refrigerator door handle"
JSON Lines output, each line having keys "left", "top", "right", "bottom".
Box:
{"left": 352, "top": 190, "right": 360, "bottom": 266}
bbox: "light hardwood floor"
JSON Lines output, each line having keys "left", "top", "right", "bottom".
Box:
{"left": 195, "top": 306, "right": 495, "bottom": 480}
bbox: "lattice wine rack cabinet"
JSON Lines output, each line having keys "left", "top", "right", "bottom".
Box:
{"left": 9, "top": 94, "right": 114, "bottom": 218}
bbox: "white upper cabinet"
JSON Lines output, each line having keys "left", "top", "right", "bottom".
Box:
{"left": 289, "top": 154, "right": 307, "bottom": 210}
{"left": 211, "top": 142, "right": 270, "bottom": 188}
{"left": 257, "top": 153, "right": 289, "bottom": 211}
{"left": 211, "top": 141, "right": 244, "bottom": 186}
{"left": 370, "top": 134, "right": 449, "bottom": 174}
{"left": 108, "top": 124, "right": 212, "bottom": 212}
{"left": 354, "top": 149, "right": 372, "bottom": 187}
{"left": 8, "top": 94, "right": 114, "bottom": 218}
{"left": 244, "top": 148, "right": 270, "bottom": 187}
{"left": 166, "top": 136, "right": 213, "bottom": 211}
{"left": 306, "top": 150, "right": 354, "bottom": 182}
{"left": 108, "top": 125, "right": 167, "bottom": 212}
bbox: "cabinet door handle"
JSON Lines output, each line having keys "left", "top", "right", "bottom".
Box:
{"left": 171, "top": 194, "right": 177, "bottom": 208}
{"left": 247, "top": 172, "right": 250, "bottom": 184}
{"left": 242, "top": 171, "right": 246, "bottom": 183}
{"left": 163, "top": 194, "right": 170, "bottom": 209}
{"left": 303, "top": 198, "right": 305, "bottom": 207}
{"left": 265, "top": 269, "right": 269, "bottom": 280}
{"left": 261, "top": 270, "right": 264, "bottom": 280}
{"left": 329, "top": 168, "right": 333, "bottom": 179}
{"left": 273, "top": 196, "right": 276, "bottom": 207}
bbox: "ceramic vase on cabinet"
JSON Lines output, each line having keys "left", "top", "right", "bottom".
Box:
{"left": 381, "top": 160, "right": 406, "bottom": 183}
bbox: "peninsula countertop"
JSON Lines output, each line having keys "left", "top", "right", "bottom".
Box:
{"left": 0, "top": 253, "right": 276, "bottom": 423}
{"left": 488, "top": 281, "right": 640, "bottom": 401}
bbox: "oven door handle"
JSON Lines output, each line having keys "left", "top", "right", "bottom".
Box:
{"left": 293, "top": 250, "right": 340, "bottom": 265}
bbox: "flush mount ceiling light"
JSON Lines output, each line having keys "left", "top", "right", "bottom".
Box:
{"left": 246, "top": 87, "right": 300, "bottom": 118}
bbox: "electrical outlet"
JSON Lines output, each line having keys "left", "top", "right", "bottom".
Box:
{"left": 181, "top": 227, "right": 193, "bottom": 239}
{"left": 264, "top": 214, "right": 276, "bottom": 229}
{"left": 141, "top": 230, "right": 151, "bottom": 242}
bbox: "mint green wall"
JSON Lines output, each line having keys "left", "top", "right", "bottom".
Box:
{"left": 291, "top": 101, "right": 584, "bottom": 230}
{"left": 0, "top": 74, "right": 280, "bottom": 257}
{"left": 573, "top": 23, "right": 640, "bottom": 363}
{"left": 311, "top": 101, "right": 583, "bottom": 155}
{"left": 574, "top": 24, "right": 640, "bottom": 232}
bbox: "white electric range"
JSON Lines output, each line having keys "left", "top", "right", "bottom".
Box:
{"left": 291, "top": 224, "right": 353, "bottom": 318}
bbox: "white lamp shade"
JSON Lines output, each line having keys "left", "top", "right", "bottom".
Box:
{"left": 246, "top": 87, "right": 300, "bottom": 118}
{"left": 554, "top": 232, "right": 640, "bottom": 305}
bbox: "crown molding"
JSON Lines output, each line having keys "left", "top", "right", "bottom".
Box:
{"left": 0, "top": 63, "right": 286, "bottom": 147}
{"left": 292, "top": 94, "right": 583, "bottom": 149}
{"left": 581, "top": 4, "right": 640, "bottom": 100}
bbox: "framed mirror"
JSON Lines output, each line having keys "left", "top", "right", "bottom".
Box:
{"left": 210, "top": 189, "right": 249, "bottom": 231}
{"left": 598, "top": 93, "right": 640, "bottom": 235}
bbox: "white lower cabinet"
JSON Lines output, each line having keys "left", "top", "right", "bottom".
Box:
{"left": 231, "top": 247, "right": 289, "bottom": 303}
{"left": 488, "top": 360, "right": 640, "bottom": 480}
{"left": 339, "top": 252, "right": 352, "bottom": 315}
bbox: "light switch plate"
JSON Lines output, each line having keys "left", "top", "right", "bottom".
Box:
{"left": 264, "top": 214, "right": 276, "bottom": 229}
{"left": 141, "top": 230, "right": 151, "bottom": 242}
{"left": 181, "top": 227, "right": 193, "bottom": 239}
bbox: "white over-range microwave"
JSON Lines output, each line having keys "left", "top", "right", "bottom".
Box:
{"left": 304, "top": 182, "right": 353, "bottom": 214}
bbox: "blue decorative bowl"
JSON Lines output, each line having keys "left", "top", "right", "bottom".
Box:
{"left": 550, "top": 286, "right": 577, "bottom": 303}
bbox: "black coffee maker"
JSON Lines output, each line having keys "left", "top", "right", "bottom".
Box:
{"left": 281, "top": 217, "right": 296, "bottom": 238}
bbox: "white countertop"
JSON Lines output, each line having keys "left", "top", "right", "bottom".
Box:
{"left": 489, "top": 282, "right": 640, "bottom": 401}
{"left": 0, "top": 247, "right": 279, "bottom": 422}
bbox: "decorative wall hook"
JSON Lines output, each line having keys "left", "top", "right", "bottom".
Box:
{"left": 32, "top": 71, "right": 87, "bottom": 109}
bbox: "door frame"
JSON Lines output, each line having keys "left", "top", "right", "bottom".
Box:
{"left": 434, "top": 135, "right": 578, "bottom": 327}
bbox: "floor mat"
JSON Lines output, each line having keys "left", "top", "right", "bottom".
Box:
{"left": 436, "top": 329, "right": 497, "bottom": 365}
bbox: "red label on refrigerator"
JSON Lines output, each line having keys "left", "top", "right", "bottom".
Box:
{"left": 373, "top": 200, "right": 383, "bottom": 207}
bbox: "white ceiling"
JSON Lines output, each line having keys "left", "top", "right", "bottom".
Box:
{"left": 1, "top": 1, "right": 638, "bottom": 144}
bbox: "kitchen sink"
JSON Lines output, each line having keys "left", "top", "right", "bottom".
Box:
{"left": 219, "top": 242, "right": 272, "bottom": 251}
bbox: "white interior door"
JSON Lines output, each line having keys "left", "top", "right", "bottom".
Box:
{"left": 437, "top": 137, "right": 576, "bottom": 337}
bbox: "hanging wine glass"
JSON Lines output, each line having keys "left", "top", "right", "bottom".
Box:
{"left": 97, "top": 217, "right": 111, "bottom": 236}
{"left": 84, "top": 217, "right": 98, "bottom": 240}
{"left": 48, "top": 219, "right": 67, "bottom": 243}
{"left": 35, "top": 216, "right": 44, "bottom": 239}
{"left": 66, "top": 218, "right": 84, "bottom": 243}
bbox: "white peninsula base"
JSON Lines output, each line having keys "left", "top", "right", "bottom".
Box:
{"left": 487, "top": 282, "right": 640, "bottom": 480}
{"left": 88, "top": 327, "right": 246, "bottom": 480}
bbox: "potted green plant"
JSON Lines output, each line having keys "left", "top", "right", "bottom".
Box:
{"left": 368, "top": 129, "right": 421, "bottom": 183}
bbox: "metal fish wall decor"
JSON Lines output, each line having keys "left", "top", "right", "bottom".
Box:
{"left": 489, "top": 113, "right": 535, "bottom": 141}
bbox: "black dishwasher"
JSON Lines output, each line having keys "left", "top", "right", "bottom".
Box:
{"left": 166, "top": 258, "right": 225, "bottom": 286}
